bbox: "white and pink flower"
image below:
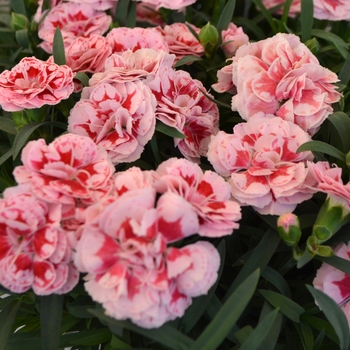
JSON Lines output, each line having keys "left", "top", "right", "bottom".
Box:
{"left": 0, "top": 57, "right": 74, "bottom": 112}
{"left": 221, "top": 23, "right": 249, "bottom": 58}
{"left": 68, "top": 81, "right": 157, "bottom": 164}
{"left": 38, "top": 2, "right": 111, "bottom": 54}
{"left": 207, "top": 113, "right": 316, "bottom": 215}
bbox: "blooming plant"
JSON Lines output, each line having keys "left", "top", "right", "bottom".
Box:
{"left": 2, "top": 0, "right": 350, "bottom": 349}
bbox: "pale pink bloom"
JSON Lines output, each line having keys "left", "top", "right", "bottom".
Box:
{"left": 136, "top": 3, "right": 166, "bottom": 26}
{"left": 74, "top": 188, "right": 221, "bottom": 328}
{"left": 313, "top": 242, "right": 350, "bottom": 327}
{"left": 86, "top": 49, "right": 175, "bottom": 89}
{"left": 106, "top": 27, "right": 168, "bottom": 54}
{"left": 13, "top": 134, "right": 115, "bottom": 206}
{"left": 38, "top": 2, "right": 111, "bottom": 54}
{"left": 0, "top": 57, "right": 74, "bottom": 112}
{"left": 260, "top": 0, "right": 301, "bottom": 17}
{"left": 211, "top": 61, "right": 235, "bottom": 94}
{"left": 157, "top": 23, "right": 204, "bottom": 62}
{"left": 313, "top": 0, "right": 350, "bottom": 21}
{"left": 221, "top": 23, "right": 249, "bottom": 58}
{"left": 67, "top": 0, "right": 117, "bottom": 10}
{"left": 154, "top": 158, "right": 241, "bottom": 238}
{"left": 34, "top": 0, "right": 63, "bottom": 23}
{"left": 0, "top": 184, "right": 79, "bottom": 295}
{"left": 137, "top": 0, "right": 197, "bottom": 10}
{"left": 307, "top": 161, "right": 350, "bottom": 209}
{"left": 68, "top": 81, "right": 157, "bottom": 164}
{"left": 214, "top": 33, "right": 341, "bottom": 135}
{"left": 146, "top": 67, "right": 219, "bottom": 161}
{"left": 62, "top": 35, "right": 112, "bottom": 73}
{"left": 207, "top": 114, "right": 316, "bottom": 215}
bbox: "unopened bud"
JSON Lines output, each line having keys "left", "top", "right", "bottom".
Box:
{"left": 307, "top": 235, "right": 334, "bottom": 257}
{"left": 277, "top": 213, "right": 301, "bottom": 247}
{"left": 199, "top": 22, "right": 219, "bottom": 57}
{"left": 10, "top": 13, "right": 29, "bottom": 31}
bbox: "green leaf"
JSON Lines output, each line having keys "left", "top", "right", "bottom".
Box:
{"left": 89, "top": 309, "right": 194, "bottom": 350}
{"left": 190, "top": 269, "right": 260, "bottom": 350}
{"left": 302, "top": 315, "right": 338, "bottom": 344}
{"left": 0, "top": 116, "right": 16, "bottom": 135}
{"left": 216, "top": 0, "right": 236, "bottom": 34}
{"left": 316, "top": 255, "right": 350, "bottom": 275}
{"left": 179, "top": 240, "right": 226, "bottom": 334}
{"left": 261, "top": 266, "right": 291, "bottom": 298}
{"left": 0, "top": 149, "right": 13, "bottom": 166}
{"left": 40, "top": 294, "right": 63, "bottom": 350}
{"left": 297, "top": 140, "right": 345, "bottom": 162}
{"left": 239, "top": 309, "right": 279, "bottom": 350}
{"left": 155, "top": 121, "right": 187, "bottom": 139}
{"left": 281, "top": 0, "right": 295, "bottom": 23}
{"left": 223, "top": 229, "right": 280, "bottom": 302}
{"left": 10, "top": 0, "right": 27, "bottom": 16}
{"left": 327, "top": 112, "right": 350, "bottom": 153}
{"left": 53, "top": 27, "right": 66, "bottom": 65}
{"left": 115, "top": 0, "right": 130, "bottom": 26}
{"left": 301, "top": 0, "right": 313, "bottom": 42}
{"left": 311, "top": 29, "right": 350, "bottom": 60}
{"left": 174, "top": 55, "right": 203, "bottom": 68}
{"left": 259, "top": 289, "right": 304, "bottom": 323}
{"left": 74, "top": 72, "right": 90, "bottom": 87}
{"left": 110, "top": 335, "right": 132, "bottom": 349}
{"left": 307, "top": 285, "right": 350, "bottom": 350}
{"left": 68, "top": 328, "right": 111, "bottom": 346}
{"left": 15, "top": 29, "right": 29, "bottom": 48}
{"left": 338, "top": 56, "right": 350, "bottom": 86}
{"left": 126, "top": 0, "right": 136, "bottom": 28}
{"left": 0, "top": 298, "right": 21, "bottom": 350}
{"left": 252, "top": 0, "right": 277, "bottom": 33}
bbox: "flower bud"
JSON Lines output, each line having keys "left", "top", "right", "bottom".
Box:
{"left": 199, "top": 22, "right": 219, "bottom": 57}
{"left": 304, "top": 37, "right": 320, "bottom": 55}
{"left": 277, "top": 213, "right": 301, "bottom": 247}
{"left": 307, "top": 236, "right": 334, "bottom": 257}
{"left": 10, "top": 13, "right": 29, "bottom": 31}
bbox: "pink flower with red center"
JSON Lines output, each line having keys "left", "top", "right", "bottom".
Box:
{"left": 13, "top": 134, "right": 115, "bottom": 207}
{"left": 213, "top": 33, "right": 341, "bottom": 135}
{"left": 74, "top": 187, "right": 221, "bottom": 328}
{"left": 154, "top": 158, "right": 241, "bottom": 239}
{"left": 207, "top": 113, "right": 316, "bottom": 215}
{"left": 313, "top": 242, "right": 350, "bottom": 326}
{"left": 221, "top": 23, "right": 249, "bottom": 58}
{"left": 0, "top": 184, "right": 79, "bottom": 295}
{"left": 106, "top": 27, "right": 168, "bottom": 54}
{"left": 0, "top": 57, "right": 74, "bottom": 112}
{"left": 313, "top": 0, "right": 350, "bottom": 21}
{"left": 38, "top": 2, "right": 111, "bottom": 54}
{"left": 68, "top": 81, "right": 157, "bottom": 164}
{"left": 146, "top": 67, "right": 219, "bottom": 161}
{"left": 157, "top": 23, "right": 204, "bottom": 62}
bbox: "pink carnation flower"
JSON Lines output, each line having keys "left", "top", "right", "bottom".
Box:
{"left": 313, "top": 242, "right": 350, "bottom": 326}
{"left": 13, "top": 134, "right": 115, "bottom": 206}
{"left": 38, "top": 2, "right": 111, "bottom": 54}
{"left": 136, "top": 3, "right": 166, "bottom": 26}
{"left": 207, "top": 113, "right": 316, "bottom": 215}
{"left": 0, "top": 57, "right": 74, "bottom": 112}
{"left": 260, "top": 0, "right": 301, "bottom": 17}
{"left": 0, "top": 184, "right": 79, "bottom": 295}
{"left": 74, "top": 188, "right": 221, "bottom": 328}
{"left": 157, "top": 23, "right": 204, "bottom": 62}
{"left": 137, "top": 0, "right": 197, "bottom": 10}
{"left": 106, "top": 27, "right": 168, "bottom": 54}
{"left": 146, "top": 67, "right": 219, "bottom": 161}
{"left": 68, "top": 81, "right": 157, "bottom": 164}
{"left": 314, "top": 0, "right": 350, "bottom": 21}
{"left": 67, "top": 0, "right": 117, "bottom": 10}
{"left": 214, "top": 33, "right": 341, "bottom": 135}
{"left": 221, "top": 23, "right": 249, "bottom": 58}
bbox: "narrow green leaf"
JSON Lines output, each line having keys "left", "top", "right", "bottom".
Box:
{"left": 314, "top": 329, "right": 325, "bottom": 349}
{"left": 239, "top": 309, "right": 279, "bottom": 350}
{"left": 115, "top": 0, "right": 130, "bottom": 26}
{"left": 69, "top": 328, "right": 111, "bottom": 346}
{"left": 155, "top": 121, "right": 187, "bottom": 139}
{"left": 174, "top": 55, "right": 203, "bottom": 68}
{"left": 216, "top": 0, "right": 236, "bottom": 34}
{"left": 0, "top": 117, "right": 16, "bottom": 135}
{"left": 6, "top": 334, "right": 42, "bottom": 350}
{"left": 327, "top": 112, "right": 350, "bottom": 153}
{"left": 190, "top": 269, "right": 260, "bottom": 350}
{"left": 252, "top": 0, "right": 277, "bottom": 33}
{"left": 259, "top": 289, "right": 304, "bottom": 323}
{"left": 40, "top": 294, "right": 63, "bottom": 350}
{"left": 301, "top": 0, "right": 313, "bottom": 42}
{"left": 89, "top": 309, "right": 194, "bottom": 350}
{"left": 307, "top": 285, "right": 350, "bottom": 350}
{"left": 300, "top": 321, "right": 314, "bottom": 350}
{"left": 302, "top": 315, "right": 338, "bottom": 344}
{"left": 261, "top": 266, "right": 291, "bottom": 298}
{"left": 316, "top": 255, "right": 350, "bottom": 276}
{"left": 15, "top": 29, "right": 29, "bottom": 48}
{"left": 10, "top": 0, "right": 27, "bottom": 16}
{"left": 224, "top": 229, "right": 280, "bottom": 302}
{"left": 0, "top": 149, "right": 13, "bottom": 166}
{"left": 111, "top": 335, "right": 132, "bottom": 349}
{"left": 126, "top": 0, "right": 136, "bottom": 28}
{"left": 179, "top": 240, "right": 225, "bottom": 334}
{"left": 0, "top": 299, "right": 21, "bottom": 350}
{"left": 338, "top": 56, "right": 350, "bottom": 86}
{"left": 297, "top": 141, "right": 345, "bottom": 162}
{"left": 53, "top": 27, "right": 66, "bottom": 65}
{"left": 74, "top": 72, "right": 90, "bottom": 87}
{"left": 281, "top": 0, "right": 295, "bottom": 23}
